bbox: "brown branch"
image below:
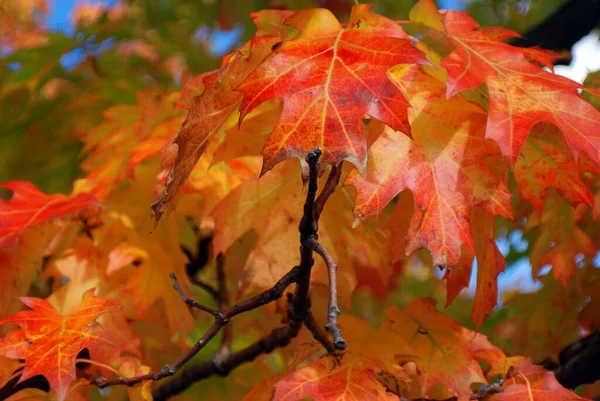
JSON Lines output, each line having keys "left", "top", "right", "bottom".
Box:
{"left": 304, "top": 309, "right": 336, "bottom": 354}
{"left": 299, "top": 147, "right": 322, "bottom": 241}
{"left": 304, "top": 237, "right": 346, "bottom": 350}
{"left": 152, "top": 150, "right": 325, "bottom": 400}
{"left": 152, "top": 318, "right": 303, "bottom": 401}
{"left": 170, "top": 273, "right": 218, "bottom": 317}
{"left": 91, "top": 266, "right": 301, "bottom": 388}
{"left": 84, "top": 150, "right": 335, "bottom": 399}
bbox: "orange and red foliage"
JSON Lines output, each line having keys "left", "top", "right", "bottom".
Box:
{"left": 1, "top": 0, "right": 600, "bottom": 400}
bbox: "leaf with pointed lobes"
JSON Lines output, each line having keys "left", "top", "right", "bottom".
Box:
{"left": 347, "top": 65, "right": 512, "bottom": 269}
{"left": 151, "top": 34, "right": 281, "bottom": 224}
{"left": 514, "top": 124, "right": 595, "bottom": 216}
{"left": 0, "top": 181, "right": 99, "bottom": 248}
{"left": 385, "top": 299, "right": 508, "bottom": 401}
{"left": 0, "top": 289, "right": 121, "bottom": 401}
{"left": 527, "top": 194, "right": 594, "bottom": 286}
{"left": 430, "top": 1, "right": 600, "bottom": 166}
{"left": 490, "top": 358, "right": 591, "bottom": 401}
{"left": 263, "top": 316, "right": 412, "bottom": 401}
{"left": 237, "top": 4, "right": 428, "bottom": 177}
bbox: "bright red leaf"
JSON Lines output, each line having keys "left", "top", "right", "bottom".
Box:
{"left": 347, "top": 66, "right": 512, "bottom": 268}
{"left": 0, "top": 181, "right": 99, "bottom": 248}
{"left": 237, "top": 4, "right": 428, "bottom": 176}
{"left": 437, "top": 3, "right": 600, "bottom": 165}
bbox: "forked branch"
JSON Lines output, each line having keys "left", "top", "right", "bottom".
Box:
{"left": 90, "top": 149, "right": 344, "bottom": 399}
{"left": 91, "top": 266, "right": 301, "bottom": 388}
{"left": 304, "top": 237, "right": 346, "bottom": 350}
{"left": 91, "top": 148, "right": 345, "bottom": 400}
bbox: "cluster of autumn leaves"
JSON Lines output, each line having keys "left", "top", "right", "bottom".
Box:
{"left": 2, "top": 0, "right": 600, "bottom": 400}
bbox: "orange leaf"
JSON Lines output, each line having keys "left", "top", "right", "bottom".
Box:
{"left": 212, "top": 160, "right": 390, "bottom": 304}
{"left": 117, "top": 357, "right": 153, "bottom": 401}
{"left": 0, "top": 181, "right": 98, "bottom": 248}
{"left": 272, "top": 355, "right": 401, "bottom": 401}
{"left": 237, "top": 4, "right": 427, "bottom": 176}
{"left": 437, "top": 5, "right": 600, "bottom": 165}
{"left": 386, "top": 299, "right": 507, "bottom": 400}
{"left": 151, "top": 34, "right": 280, "bottom": 222}
{"left": 0, "top": 289, "right": 121, "bottom": 401}
{"left": 347, "top": 66, "right": 512, "bottom": 268}
{"left": 514, "top": 124, "right": 594, "bottom": 215}
{"left": 265, "top": 316, "right": 412, "bottom": 401}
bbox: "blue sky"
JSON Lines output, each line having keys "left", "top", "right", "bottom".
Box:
{"left": 46, "top": 0, "right": 117, "bottom": 33}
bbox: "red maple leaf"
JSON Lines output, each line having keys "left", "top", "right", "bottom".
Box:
{"left": 237, "top": 4, "right": 428, "bottom": 175}
{"left": 0, "top": 289, "right": 121, "bottom": 401}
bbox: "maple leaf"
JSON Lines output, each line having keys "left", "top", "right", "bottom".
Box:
{"left": 237, "top": 4, "right": 428, "bottom": 176}
{"left": 425, "top": 1, "right": 600, "bottom": 165}
{"left": 151, "top": 33, "right": 280, "bottom": 222}
{"left": 347, "top": 66, "right": 512, "bottom": 268}
{"left": 385, "top": 299, "right": 507, "bottom": 400}
{"left": 271, "top": 355, "right": 401, "bottom": 401}
{"left": 0, "top": 289, "right": 121, "bottom": 401}
{"left": 0, "top": 181, "right": 98, "bottom": 248}
{"left": 257, "top": 316, "right": 412, "bottom": 401}
{"left": 41, "top": 236, "right": 143, "bottom": 364}
{"left": 514, "top": 124, "right": 595, "bottom": 215}
{"left": 490, "top": 358, "right": 591, "bottom": 401}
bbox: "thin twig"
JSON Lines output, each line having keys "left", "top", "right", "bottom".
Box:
{"left": 91, "top": 267, "right": 301, "bottom": 388}
{"left": 304, "top": 309, "right": 336, "bottom": 354}
{"left": 304, "top": 237, "right": 346, "bottom": 350}
{"left": 153, "top": 150, "right": 325, "bottom": 399}
{"left": 315, "top": 162, "right": 343, "bottom": 220}
{"left": 190, "top": 277, "right": 219, "bottom": 301}
{"left": 94, "top": 149, "right": 325, "bottom": 396}
{"left": 170, "top": 273, "right": 218, "bottom": 317}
